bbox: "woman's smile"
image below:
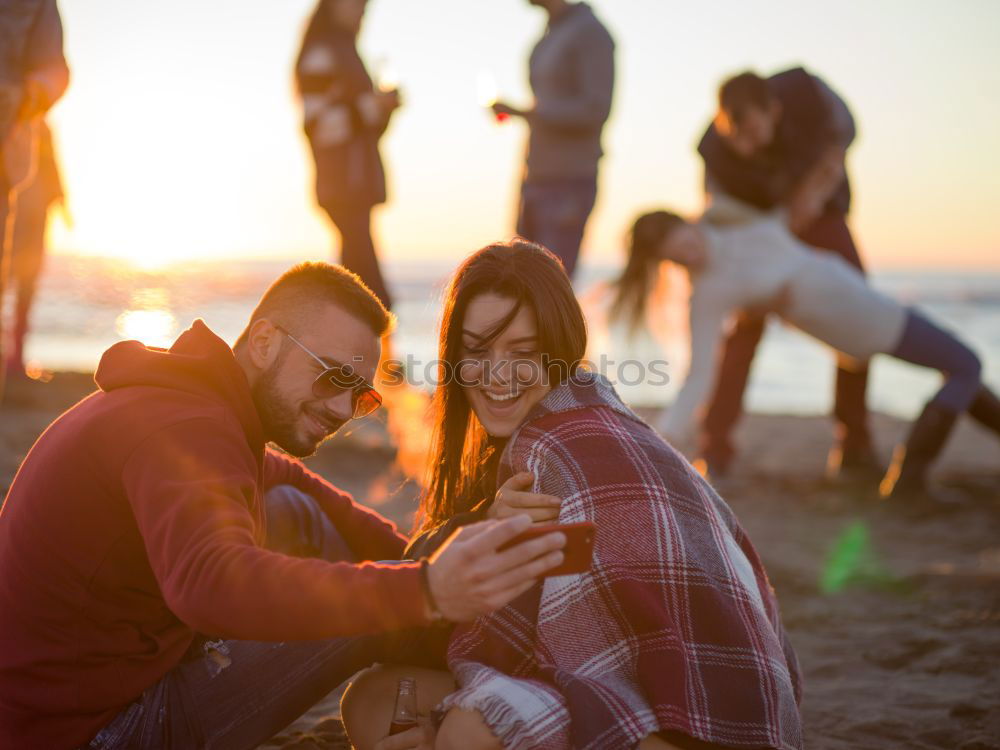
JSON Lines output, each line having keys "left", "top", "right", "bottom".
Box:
{"left": 460, "top": 293, "right": 552, "bottom": 437}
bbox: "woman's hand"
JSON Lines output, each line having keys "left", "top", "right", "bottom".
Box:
{"left": 373, "top": 719, "right": 435, "bottom": 750}
{"left": 488, "top": 471, "right": 562, "bottom": 523}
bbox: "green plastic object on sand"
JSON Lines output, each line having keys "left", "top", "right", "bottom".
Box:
{"left": 820, "top": 520, "right": 896, "bottom": 594}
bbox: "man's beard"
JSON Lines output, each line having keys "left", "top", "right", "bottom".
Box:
{"left": 251, "top": 360, "right": 346, "bottom": 457}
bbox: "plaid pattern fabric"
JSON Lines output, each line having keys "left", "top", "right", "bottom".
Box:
{"left": 442, "top": 372, "right": 802, "bottom": 750}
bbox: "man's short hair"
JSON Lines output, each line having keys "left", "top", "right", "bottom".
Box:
{"left": 717, "top": 71, "right": 773, "bottom": 127}
{"left": 235, "top": 262, "right": 393, "bottom": 348}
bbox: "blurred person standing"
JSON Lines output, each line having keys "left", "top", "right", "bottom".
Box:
{"left": 695, "top": 68, "right": 874, "bottom": 480}
{"left": 5, "top": 120, "right": 63, "bottom": 380}
{"left": 0, "top": 0, "right": 69, "bottom": 395}
{"left": 296, "top": 0, "right": 400, "bottom": 310}
{"left": 493, "top": 0, "right": 615, "bottom": 279}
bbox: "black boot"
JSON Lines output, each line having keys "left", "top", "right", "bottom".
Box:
{"left": 967, "top": 385, "right": 1000, "bottom": 436}
{"left": 879, "top": 402, "right": 960, "bottom": 501}
{"left": 826, "top": 439, "right": 883, "bottom": 483}
{"left": 828, "top": 363, "right": 880, "bottom": 482}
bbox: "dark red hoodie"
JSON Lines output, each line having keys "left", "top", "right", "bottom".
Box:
{"left": 0, "top": 321, "right": 428, "bottom": 749}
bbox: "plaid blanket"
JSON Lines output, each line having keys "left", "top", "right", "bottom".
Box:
{"left": 441, "top": 372, "right": 802, "bottom": 749}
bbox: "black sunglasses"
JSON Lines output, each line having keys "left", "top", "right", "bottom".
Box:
{"left": 276, "top": 326, "right": 382, "bottom": 419}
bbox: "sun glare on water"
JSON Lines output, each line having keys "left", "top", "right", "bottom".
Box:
{"left": 114, "top": 288, "right": 178, "bottom": 347}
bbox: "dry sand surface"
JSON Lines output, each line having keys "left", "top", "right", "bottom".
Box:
{"left": 2, "top": 374, "right": 998, "bottom": 750}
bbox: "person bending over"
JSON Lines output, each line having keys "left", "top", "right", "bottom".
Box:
{"left": 611, "top": 207, "right": 1000, "bottom": 503}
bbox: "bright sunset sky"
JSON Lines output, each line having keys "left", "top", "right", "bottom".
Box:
{"left": 47, "top": 0, "right": 1000, "bottom": 269}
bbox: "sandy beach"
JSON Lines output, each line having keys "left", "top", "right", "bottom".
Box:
{"left": 3, "top": 373, "right": 998, "bottom": 750}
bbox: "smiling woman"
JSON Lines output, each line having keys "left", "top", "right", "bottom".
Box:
{"left": 459, "top": 294, "right": 551, "bottom": 438}
{"left": 422, "top": 239, "right": 586, "bottom": 528}
{"left": 343, "top": 239, "right": 803, "bottom": 750}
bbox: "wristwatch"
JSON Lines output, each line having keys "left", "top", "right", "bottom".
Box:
{"left": 419, "top": 558, "right": 446, "bottom": 622}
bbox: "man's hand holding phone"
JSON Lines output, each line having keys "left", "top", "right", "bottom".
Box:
{"left": 499, "top": 521, "right": 595, "bottom": 578}
{"left": 425, "top": 515, "right": 565, "bottom": 622}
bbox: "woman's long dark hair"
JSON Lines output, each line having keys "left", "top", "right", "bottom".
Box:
{"left": 609, "top": 211, "right": 685, "bottom": 333}
{"left": 420, "top": 240, "right": 587, "bottom": 531}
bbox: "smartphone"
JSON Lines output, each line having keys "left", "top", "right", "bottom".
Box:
{"left": 498, "top": 521, "right": 596, "bottom": 577}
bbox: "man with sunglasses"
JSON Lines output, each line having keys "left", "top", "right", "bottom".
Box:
{"left": 0, "top": 262, "right": 567, "bottom": 749}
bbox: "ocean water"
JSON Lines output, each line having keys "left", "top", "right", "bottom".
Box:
{"left": 13, "top": 253, "right": 1000, "bottom": 420}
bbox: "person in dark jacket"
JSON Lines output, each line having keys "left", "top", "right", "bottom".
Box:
{"left": 695, "top": 68, "right": 875, "bottom": 480}
{"left": 492, "top": 0, "right": 615, "bottom": 278}
{"left": 296, "top": 0, "right": 399, "bottom": 309}
{"left": 0, "top": 262, "right": 567, "bottom": 749}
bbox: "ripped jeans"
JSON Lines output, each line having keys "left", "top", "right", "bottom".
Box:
{"left": 85, "top": 485, "right": 380, "bottom": 750}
